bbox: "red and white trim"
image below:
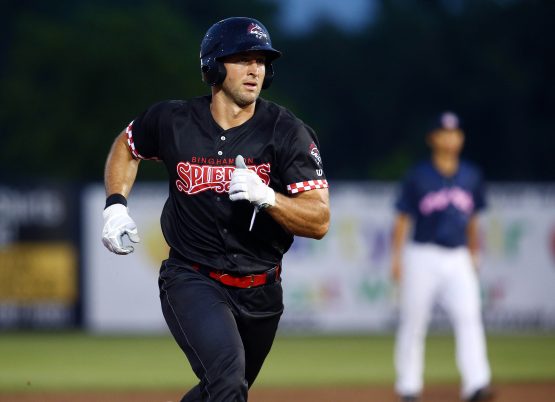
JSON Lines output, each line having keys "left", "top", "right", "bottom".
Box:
{"left": 125, "top": 121, "right": 142, "bottom": 159}
{"left": 125, "top": 121, "right": 159, "bottom": 160}
{"left": 287, "top": 179, "right": 328, "bottom": 194}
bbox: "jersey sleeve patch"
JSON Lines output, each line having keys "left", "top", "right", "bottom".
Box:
{"left": 126, "top": 121, "right": 159, "bottom": 160}
{"left": 287, "top": 179, "right": 328, "bottom": 194}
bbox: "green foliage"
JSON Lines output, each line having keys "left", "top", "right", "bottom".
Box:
{"left": 1, "top": 1, "right": 554, "bottom": 181}
{"left": 275, "top": 0, "right": 555, "bottom": 180}
{"left": 0, "top": 2, "right": 205, "bottom": 181}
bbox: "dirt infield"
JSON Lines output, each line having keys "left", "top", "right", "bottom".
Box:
{"left": 1, "top": 382, "right": 554, "bottom": 402}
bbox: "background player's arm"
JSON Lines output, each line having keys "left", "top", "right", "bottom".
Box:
{"left": 391, "top": 212, "right": 411, "bottom": 282}
{"left": 104, "top": 131, "right": 140, "bottom": 197}
{"left": 466, "top": 214, "right": 480, "bottom": 270}
{"left": 266, "top": 188, "right": 330, "bottom": 239}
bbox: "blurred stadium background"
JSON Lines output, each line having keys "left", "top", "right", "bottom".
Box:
{"left": 1, "top": 0, "right": 554, "bottom": 400}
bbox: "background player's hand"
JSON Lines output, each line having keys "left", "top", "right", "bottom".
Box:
{"left": 470, "top": 251, "right": 481, "bottom": 271}
{"left": 102, "top": 204, "right": 140, "bottom": 255}
{"left": 229, "top": 155, "right": 275, "bottom": 209}
{"left": 391, "top": 258, "right": 402, "bottom": 283}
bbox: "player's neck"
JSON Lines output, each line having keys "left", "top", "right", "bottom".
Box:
{"left": 210, "top": 93, "right": 256, "bottom": 130}
{"left": 432, "top": 153, "right": 459, "bottom": 177}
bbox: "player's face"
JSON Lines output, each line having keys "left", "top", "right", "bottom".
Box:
{"left": 428, "top": 129, "right": 465, "bottom": 155}
{"left": 221, "top": 51, "right": 267, "bottom": 107}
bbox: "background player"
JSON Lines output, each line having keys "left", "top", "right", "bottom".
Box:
{"left": 390, "top": 112, "right": 493, "bottom": 402}
{"left": 101, "top": 17, "right": 330, "bottom": 402}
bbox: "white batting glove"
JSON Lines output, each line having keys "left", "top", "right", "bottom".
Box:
{"left": 101, "top": 204, "right": 140, "bottom": 255}
{"left": 229, "top": 155, "right": 275, "bottom": 210}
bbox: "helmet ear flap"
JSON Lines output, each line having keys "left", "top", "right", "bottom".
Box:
{"left": 262, "top": 63, "right": 275, "bottom": 89}
{"left": 201, "top": 60, "right": 227, "bottom": 86}
{"left": 203, "top": 60, "right": 275, "bottom": 89}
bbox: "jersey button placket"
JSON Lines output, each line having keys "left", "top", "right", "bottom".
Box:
{"left": 217, "top": 131, "right": 226, "bottom": 157}
{"left": 215, "top": 132, "right": 230, "bottom": 249}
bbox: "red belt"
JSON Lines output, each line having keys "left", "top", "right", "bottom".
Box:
{"left": 191, "top": 263, "right": 281, "bottom": 289}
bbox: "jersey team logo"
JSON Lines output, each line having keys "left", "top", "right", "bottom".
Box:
{"left": 175, "top": 161, "right": 271, "bottom": 195}
{"left": 247, "top": 23, "right": 268, "bottom": 40}
{"left": 419, "top": 187, "right": 474, "bottom": 215}
{"left": 309, "top": 142, "right": 322, "bottom": 166}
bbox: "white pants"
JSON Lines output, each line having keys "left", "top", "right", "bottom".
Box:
{"left": 394, "top": 243, "right": 491, "bottom": 398}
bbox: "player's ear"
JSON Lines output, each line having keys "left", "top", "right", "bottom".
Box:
{"left": 425, "top": 131, "right": 436, "bottom": 147}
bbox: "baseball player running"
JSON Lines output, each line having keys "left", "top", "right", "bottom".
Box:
{"left": 390, "top": 112, "right": 494, "bottom": 402}
{"left": 101, "top": 17, "right": 330, "bottom": 402}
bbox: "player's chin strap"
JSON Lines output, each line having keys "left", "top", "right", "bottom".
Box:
{"left": 229, "top": 155, "right": 276, "bottom": 231}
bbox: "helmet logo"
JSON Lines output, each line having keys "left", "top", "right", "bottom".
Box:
{"left": 440, "top": 112, "right": 459, "bottom": 130}
{"left": 248, "top": 23, "right": 268, "bottom": 40}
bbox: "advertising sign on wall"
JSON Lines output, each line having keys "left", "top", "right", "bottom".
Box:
{"left": 0, "top": 184, "right": 79, "bottom": 329}
{"left": 83, "top": 183, "right": 555, "bottom": 333}
{"left": 82, "top": 184, "right": 169, "bottom": 332}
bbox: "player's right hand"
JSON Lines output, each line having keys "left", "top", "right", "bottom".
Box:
{"left": 101, "top": 204, "right": 140, "bottom": 255}
{"left": 229, "top": 155, "right": 276, "bottom": 210}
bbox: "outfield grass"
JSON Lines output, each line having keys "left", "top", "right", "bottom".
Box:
{"left": 0, "top": 332, "right": 553, "bottom": 392}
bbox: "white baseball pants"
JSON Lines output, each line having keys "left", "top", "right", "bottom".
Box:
{"left": 394, "top": 243, "right": 491, "bottom": 398}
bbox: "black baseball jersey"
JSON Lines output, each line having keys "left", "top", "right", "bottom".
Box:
{"left": 126, "top": 95, "right": 328, "bottom": 274}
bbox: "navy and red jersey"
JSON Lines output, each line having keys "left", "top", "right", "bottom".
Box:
{"left": 394, "top": 159, "right": 486, "bottom": 248}
{"left": 126, "top": 95, "right": 328, "bottom": 274}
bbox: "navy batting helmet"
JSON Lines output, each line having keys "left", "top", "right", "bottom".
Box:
{"left": 200, "top": 17, "right": 282, "bottom": 89}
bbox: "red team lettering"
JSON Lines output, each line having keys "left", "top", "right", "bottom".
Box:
{"left": 176, "top": 161, "right": 271, "bottom": 195}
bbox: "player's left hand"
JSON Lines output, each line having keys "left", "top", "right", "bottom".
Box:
{"left": 229, "top": 155, "right": 275, "bottom": 210}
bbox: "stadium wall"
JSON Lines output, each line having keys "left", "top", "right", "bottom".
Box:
{"left": 80, "top": 182, "right": 555, "bottom": 334}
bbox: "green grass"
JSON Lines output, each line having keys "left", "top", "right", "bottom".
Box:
{"left": 0, "top": 332, "right": 554, "bottom": 392}
{"left": 0, "top": 332, "right": 192, "bottom": 391}
{"left": 422, "top": 334, "right": 555, "bottom": 383}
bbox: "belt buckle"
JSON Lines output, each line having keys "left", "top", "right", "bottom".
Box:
{"left": 247, "top": 274, "right": 255, "bottom": 288}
